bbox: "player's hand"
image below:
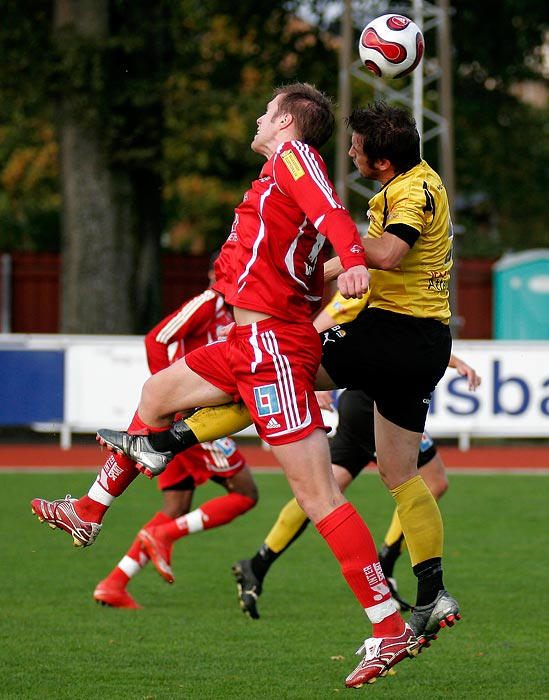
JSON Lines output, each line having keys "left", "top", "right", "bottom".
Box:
{"left": 337, "top": 264, "right": 370, "bottom": 299}
{"left": 315, "top": 390, "right": 335, "bottom": 411}
{"left": 455, "top": 361, "right": 482, "bottom": 391}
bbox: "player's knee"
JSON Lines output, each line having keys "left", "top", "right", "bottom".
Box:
{"left": 237, "top": 481, "right": 259, "bottom": 504}
{"left": 432, "top": 475, "right": 449, "bottom": 500}
{"left": 140, "top": 375, "right": 164, "bottom": 416}
{"left": 230, "top": 471, "right": 259, "bottom": 503}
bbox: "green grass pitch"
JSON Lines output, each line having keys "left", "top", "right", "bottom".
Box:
{"left": 1, "top": 469, "right": 548, "bottom": 699}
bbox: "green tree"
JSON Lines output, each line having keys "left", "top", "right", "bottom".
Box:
{"left": 0, "top": 0, "right": 547, "bottom": 332}
{"left": 0, "top": 0, "right": 340, "bottom": 332}
{"left": 450, "top": 0, "right": 549, "bottom": 256}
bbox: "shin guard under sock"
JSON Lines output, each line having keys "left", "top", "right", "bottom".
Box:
{"left": 316, "top": 503, "right": 403, "bottom": 636}
{"left": 390, "top": 475, "right": 443, "bottom": 567}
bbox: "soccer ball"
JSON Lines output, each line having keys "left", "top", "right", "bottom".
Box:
{"left": 359, "top": 14, "right": 424, "bottom": 79}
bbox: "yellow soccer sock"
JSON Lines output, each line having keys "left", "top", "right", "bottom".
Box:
{"left": 383, "top": 507, "right": 405, "bottom": 549}
{"left": 265, "top": 497, "right": 309, "bottom": 554}
{"left": 185, "top": 402, "right": 253, "bottom": 443}
{"left": 390, "top": 475, "right": 443, "bottom": 567}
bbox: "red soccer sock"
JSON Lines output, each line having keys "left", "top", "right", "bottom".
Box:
{"left": 157, "top": 493, "right": 256, "bottom": 542}
{"left": 128, "top": 410, "right": 159, "bottom": 436}
{"left": 316, "top": 502, "right": 404, "bottom": 638}
{"left": 142, "top": 511, "right": 174, "bottom": 530}
{"left": 104, "top": 537, "right": 141, "bottom": 589}
{"left": 77, "top": 452, "right": 140, "bottom": 522}
{"left": 103, "top": 512, "right": 174, "bottom": 588}
{"left": 77, "top": 412, "right": 165, "bottom": 522}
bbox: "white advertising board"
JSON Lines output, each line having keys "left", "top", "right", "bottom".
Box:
{"left": 2, "top": 335, "right": 547, "bottom": 449}
{"left": 64, "top": 338, "right": 149, "bottom": 431}
{"left": 427, "top": 340, "right": 549, "bottom": 446}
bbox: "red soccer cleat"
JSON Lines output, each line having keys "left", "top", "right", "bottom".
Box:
{"left": 138, "top": 527, "right": 175, "bottom": 584}
{"left": 31, "top": 495, "right": 102, "bottom": 547}
{"left": 93, "top": 580, "right": 142, "bottom": 609}
{"left": 345, "top": 623, "right": 421, "bottom": 688}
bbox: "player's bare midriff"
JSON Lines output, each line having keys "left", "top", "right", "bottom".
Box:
{"left": 233, "top": 307, "right": 272, "bottom": 326}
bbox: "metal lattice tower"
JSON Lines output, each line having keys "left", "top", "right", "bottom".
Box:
{"left": 336, "top": 0, "right": 459, "bottom": 327}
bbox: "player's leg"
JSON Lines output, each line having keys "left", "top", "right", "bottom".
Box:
{"left": 32, "top": 359, "right": 233, "bottom": 545}
{"left": 273, "top": 429, "right": 419, "bottom": 687}
{"left": 374, "top": 408, "right": 459, "bottom": 644}
{"left": 321, "top": 308, "right": 459, "bottom": 647}
{"left": 94, "top": 484, "right": 195, "bottom": 607}
{"left": 377, "top": 434, "right": 444, "bottom": 610}
{"left": 232, "top": 463, "right": 354, "bottom": 620}
{"left": 139, "top": 443, "right": 257, "bottom": 582}
{"left": 378, "top": 446, "right": 448, "bottom": 590}
{"left": 232, "top": 389, "right": 371, "bottom": 619}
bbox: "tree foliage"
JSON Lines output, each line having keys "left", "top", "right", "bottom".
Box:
{"left": 0, "top": 0, "right": 341, "bottom": 257}
{"left": 0, "top": 0, "right": 547, "bottom": 262}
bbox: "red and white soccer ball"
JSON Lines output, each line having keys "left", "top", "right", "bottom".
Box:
{"left": 359, "top": 14, "right": 424, "bottom": 79}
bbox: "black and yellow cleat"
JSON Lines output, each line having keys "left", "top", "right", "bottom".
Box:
{"left": 231, "top": 559, "right": 263, "bottom": 620}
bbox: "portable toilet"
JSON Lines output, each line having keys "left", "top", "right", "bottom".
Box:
{"left": 493, "top": 249, "right": 549, "bottom": 339}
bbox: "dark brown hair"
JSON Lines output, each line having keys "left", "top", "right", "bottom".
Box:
{"left": 346, "top": 100, "right": 420, "bottom": 173}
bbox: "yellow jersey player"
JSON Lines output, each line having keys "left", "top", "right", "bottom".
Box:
{"left": 232, "top": 289, "right": 481, "bottom": 619}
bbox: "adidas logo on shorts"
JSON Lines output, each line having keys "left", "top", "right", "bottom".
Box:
{"left": 266, "top": 417, "right": 281, "bottom": 430}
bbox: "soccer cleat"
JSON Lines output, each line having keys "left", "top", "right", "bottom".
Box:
{"left": 93, "top": 580, "right": 142, "bottom": 609}
{"left": 96, "top": 429, "right": 172, "bottom": 478}
{"left": 409, "top": 589, "right": 461, "bottom": 645}
{"left": 345, "top": 623, "right": 421, "bottom": 688}
{"left": 31, "top": 495, "right": 102, "bottom": 547}
{"left": 138, "top": 527, "right": 174, "bottom": 583}
{"left": 231, "top": 559, "right": 262, "bottom": 620}
{"left": 387, "top": 576, "right": 412, "bottom": 613}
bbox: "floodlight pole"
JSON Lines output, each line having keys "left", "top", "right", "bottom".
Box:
{"left": 437, "top": 0, "right": 460, "bottom": 332}
{"left": 336, "top": 0, "right": 353, "bottom": 207}
{"left": 413, "top": 0, "right": 424, "bottom": 148}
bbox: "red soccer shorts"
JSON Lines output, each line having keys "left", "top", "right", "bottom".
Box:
{"left": 185, "top": 317, "right": 326, "bottom": 446}
{"left": 157, "top": 437, "right": 246, "bottom": 490}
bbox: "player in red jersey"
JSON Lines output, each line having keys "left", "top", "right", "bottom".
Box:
{"left": 33, "top": 83, "right": 418, "bottom": 687}
{"left": 93, "top": 256, "right": 258, "bottom": 608}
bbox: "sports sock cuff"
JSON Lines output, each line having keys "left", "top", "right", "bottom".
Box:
{"left": 119, "top": 555, "right": 143, "bottom": 577}
{"left": 88, "top": 478, "right": 115, "bottom": 507}
{"left": 144, "top": 511, "right": 173, "bottom": 528}
{"left": 128, "top": 411, "right": 164, "bottom": 435}
{"left": 316, "top": 501, "right": 355, "bottom": 538}
{"left": 389, "top": 474, "right": 423, "bottom": 498}
{"left": 185, "top": 509, "right": 205, "bottom": 533}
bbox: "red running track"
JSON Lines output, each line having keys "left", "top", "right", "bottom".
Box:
{"left": 0, "top": 441, "right": 548, "bottom": 471}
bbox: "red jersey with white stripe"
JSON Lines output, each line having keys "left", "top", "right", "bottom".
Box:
{"left": 214, "top": 140, "right": 366, "bottom": 321}
{"left": 144, "top": 289, "right": 233, "bottom": 374}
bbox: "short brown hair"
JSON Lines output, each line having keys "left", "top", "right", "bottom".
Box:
{"left": 273, "top": 83, "right": 335, "bottom": 150}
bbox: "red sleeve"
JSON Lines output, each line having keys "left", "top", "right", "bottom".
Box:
{"left": 144, "top": 289, "right": 217, "bottom": 374}
{"left": 273, "top": 143, "right": 367, "bottom": 270}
